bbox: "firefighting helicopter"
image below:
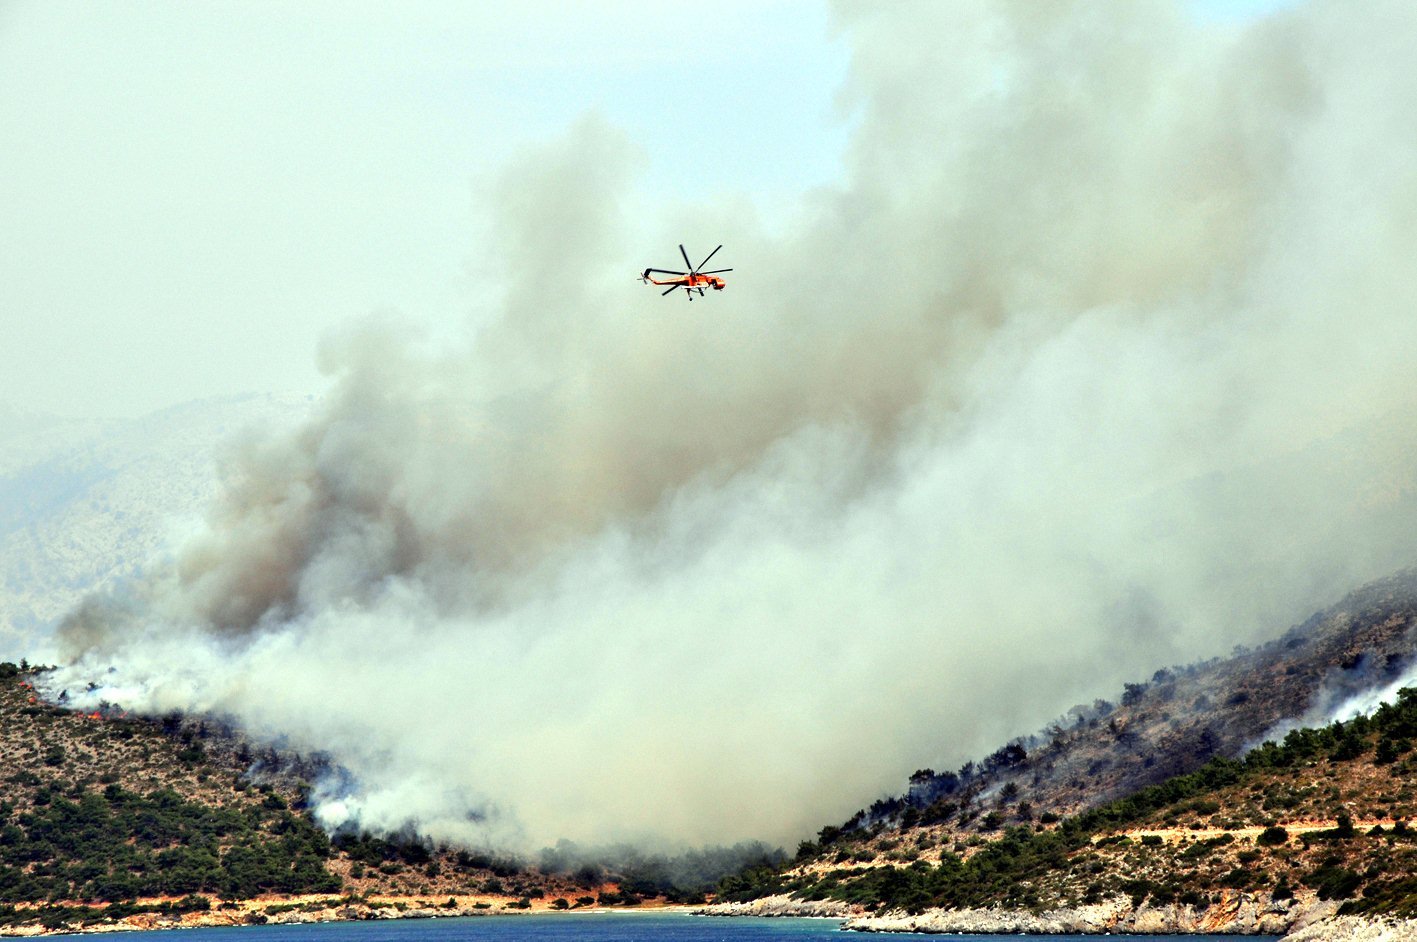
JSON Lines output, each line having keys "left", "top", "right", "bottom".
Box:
{"left": 640, "top": 244, "right": 731, "bottom": 299}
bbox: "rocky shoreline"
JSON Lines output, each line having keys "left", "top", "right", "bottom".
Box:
{"left": 700, "top": 895, "right": 857, "bottom": 919}
{"left": 7, "top": 892, "right": 1417, "bottom": 938}
{"left": 697, "top": 893, "right": 1417, "bottom": 939}
{"left": 1279, "top": 915, "right": 1417, "bottom": 941}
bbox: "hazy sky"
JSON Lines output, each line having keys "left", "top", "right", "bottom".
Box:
{"left": 0, "top": 1, "right": 852, "bottom": 419}
{"left": 2, "top": 0, "right": 1291, "bottom": 420}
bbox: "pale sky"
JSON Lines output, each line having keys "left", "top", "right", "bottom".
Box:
{"left": 0, "top": 1, "right": 853, "bottom": 419}
{"left": 1, "top": 0, "right": 1294, "bottom": 420}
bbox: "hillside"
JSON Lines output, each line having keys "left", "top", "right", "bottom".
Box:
{"left": 0, "top": 664, "right": 763, "bottom": 933}
{"left": 713, "top": 574, "right": 1417, "bottom": 934}
{"left": 7, "top": 575, "right": 1417, "bottom": 936}
{"left": 718, "top": 697, "right": 1417, "bottom": 937}
{"left": 823, "top": 570, "right": 1417, "bottom": 846}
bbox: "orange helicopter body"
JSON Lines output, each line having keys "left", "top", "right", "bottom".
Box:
{"left": 641, "top": 244, "right": 731, "bottom": 300}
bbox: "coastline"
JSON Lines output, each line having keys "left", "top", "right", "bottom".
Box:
{"left": 4, "top": 890, "right": 1417, "bottom": 939}
{"left": 696, "top": 893, "right": 1417, "bottom": 939}
{"left": 0, "top": 895, "right": 697, "bottom": 937}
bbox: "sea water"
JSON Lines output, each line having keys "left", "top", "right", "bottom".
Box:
{"left": 42, "top": 911, "right": 1283, "bottom": 942}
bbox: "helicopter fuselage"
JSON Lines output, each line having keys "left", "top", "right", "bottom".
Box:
{"left": 641, "top": 272, "right": 726, "bottom": 290}
{"left": 640, "top": 245, "right": 732, "bottom": 298}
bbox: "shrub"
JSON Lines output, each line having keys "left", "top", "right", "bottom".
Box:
{"left": 1220, "top": 869, "right": 1252, "bottom": 889}
{"left": 1309, "top": 866, "right": 1363, "bottom": 901}
{"left": 1376, "top": 737, "right": 1409, "bottom": 765}
{"left": 1257, "top": 826, "right": 1289, "bottom": 846}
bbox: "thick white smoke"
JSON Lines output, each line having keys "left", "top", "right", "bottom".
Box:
{"left": 52, "top": 0, "right": 1417, "bottom": 851}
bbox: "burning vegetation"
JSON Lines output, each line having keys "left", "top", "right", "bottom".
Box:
{"left": 0, "top": 662, "right": 782, "bottom": 932}
{"left": 714, "top": 573, "right": 1417, "bottom": 928}
{"left": 817, "top": 571, "right": 1417, "bottom": 847}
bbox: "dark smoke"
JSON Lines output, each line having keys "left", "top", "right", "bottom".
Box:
{"left": 51, "top": 0, "right": 1417, "bottom": 852}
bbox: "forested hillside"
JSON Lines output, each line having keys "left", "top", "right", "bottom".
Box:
{"left": 0, "top": 664, "right": 773, "bottom": 932}
{"left": 823, "top": 571, "right": 1417, "bottom": 845}
{"left": 716, "top": 575, "right": 1417, "bottom": 931}
{"left": 724, "top": 688, "right": 1417, "bottom": 917}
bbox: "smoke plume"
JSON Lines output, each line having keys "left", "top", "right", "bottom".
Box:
{"left": 51, "top": 0, "right": 1417, "bottom": 852}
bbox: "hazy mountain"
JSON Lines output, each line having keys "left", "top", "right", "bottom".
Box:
{"left": 0, "top": 394, "right": 310, "bottom": 660}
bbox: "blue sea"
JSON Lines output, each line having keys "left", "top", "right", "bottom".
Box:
{"left": 43, "top": 912, "right": 1281, "bottom": 942}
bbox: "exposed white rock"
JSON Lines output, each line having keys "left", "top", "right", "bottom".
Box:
{"left": 803, "top": 891, "right": 1343, "bottom": 935}
{"left": 1282, "top": 916, "right": 1417, "bottom": 941}
{"left": 697, "top": 895, "right": 856, "bottom": 918}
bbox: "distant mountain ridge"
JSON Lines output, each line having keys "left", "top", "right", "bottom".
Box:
{"left": 0, "top": 394, "right": 311, "bottom": 659}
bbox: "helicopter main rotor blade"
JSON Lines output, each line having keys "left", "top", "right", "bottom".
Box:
{"left": 645, "top": 268, "right": 687, "bottom": 276}
{"left": 700, "top": 268, "right": 732, "bottom": 274}
{"left": 662, "top": 284, "right": 680, "bottom": 296}
{"left": 696, "top": 245, "right": 723, "bottom": 271}
{"left": 679, "top": 244, "right": 694, "bottom": 272}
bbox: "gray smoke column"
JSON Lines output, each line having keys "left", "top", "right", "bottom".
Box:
{"left": 54, "top": 0, "right": 1417, "bottom": 850}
